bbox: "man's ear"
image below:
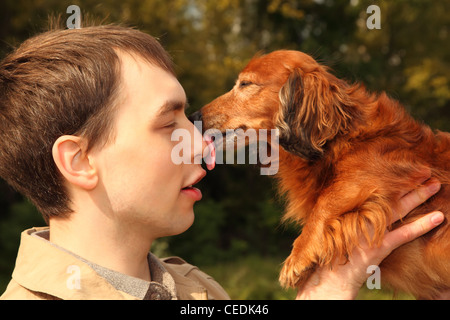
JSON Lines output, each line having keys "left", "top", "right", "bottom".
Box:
{"left": 52, "top": 135, "right": 98, "bottom": 190}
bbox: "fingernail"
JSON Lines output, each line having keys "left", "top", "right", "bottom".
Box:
{"left": 427, "top": 180, "right": 441, "bottom": 194}
{"left": 431, "top": 212, "right": 444, "bottom": 226}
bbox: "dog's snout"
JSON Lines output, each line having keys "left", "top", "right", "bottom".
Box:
{"left": 188, "top": 110, "right": 202, "bottom": 123}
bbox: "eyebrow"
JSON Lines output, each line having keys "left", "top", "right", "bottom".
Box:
{"left": 156, "top": 99, "right": 190, "bottom": 118}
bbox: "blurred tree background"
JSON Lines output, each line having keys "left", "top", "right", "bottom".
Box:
{"left": 0, "top": 0, "right": 448, "bottom": 299}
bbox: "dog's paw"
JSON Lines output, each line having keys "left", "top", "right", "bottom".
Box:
{"left": 279, "top": 254, "right": 316, "bottom": 289}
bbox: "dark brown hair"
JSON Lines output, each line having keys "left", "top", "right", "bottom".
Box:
{"left": 0, "top": 25, "right": 175, "bottom": 222}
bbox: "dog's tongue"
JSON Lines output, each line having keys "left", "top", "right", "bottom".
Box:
{"left": 204, "top": 135, "right": 216, "bottom": 171}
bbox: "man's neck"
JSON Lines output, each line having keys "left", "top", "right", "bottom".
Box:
{"left": 49, "top": 211, "right": 153, "bottom": 282}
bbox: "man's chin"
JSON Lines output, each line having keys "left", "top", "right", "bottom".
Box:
{"left": 169, "top": 209, "right": 195, "bottom": 236}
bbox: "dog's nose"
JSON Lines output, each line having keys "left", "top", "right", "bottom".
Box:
{"left": 188, "top": 110, "right": 202, "bottom": 123}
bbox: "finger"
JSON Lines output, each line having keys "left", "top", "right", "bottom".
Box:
{"left": 397, "top": 168, "right": 431, "bottom": 199}
{"left": 383, "top": 211, "right": 444, "bottom": 253}
{"left": 391, "top": 178, "right": 441, "bottom": 223}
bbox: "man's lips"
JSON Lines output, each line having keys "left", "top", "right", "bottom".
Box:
{"left": 180, "top": 187, "right": 202, "bottom": 201}
{"left": 181, "top": 170, "right": 207, "bottom": 201}
{"left": 180, "top": 136, "right": 215, "bottom": 201}
{"left": 182, "top": 170, "right": 206, "bottom": 189}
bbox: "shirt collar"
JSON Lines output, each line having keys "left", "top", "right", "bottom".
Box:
{"left": 13, "top": 227, "right": 177, "bottom": 300}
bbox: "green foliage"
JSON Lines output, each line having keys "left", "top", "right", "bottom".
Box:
{"left": 163, "top": 165, "right": 298, "bottom": 267}
{"left": 0, "top": 0, "right": 448, "bottom": 299}
{"left": 201, "top": 255, "right": 297, "bottom": 300}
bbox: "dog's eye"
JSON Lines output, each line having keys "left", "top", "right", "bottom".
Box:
{"left": 239, "top": 80, "right": 253, "bottom": 88}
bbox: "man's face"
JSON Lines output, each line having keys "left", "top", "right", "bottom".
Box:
{"left": 89, "top": 53, "right": 208, "bottom": 239}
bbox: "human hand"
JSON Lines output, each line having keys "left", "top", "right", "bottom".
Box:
{"left": 296, "top": 176, "right": 443, "bottom": 300}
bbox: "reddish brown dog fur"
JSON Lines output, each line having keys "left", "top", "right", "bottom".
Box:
{"left": 194, "top": 50, "right": 450, "bottom": 299}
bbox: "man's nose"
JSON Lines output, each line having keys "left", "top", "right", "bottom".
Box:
{"left": 188, "top": 110, "right": 202, "bottom": 123}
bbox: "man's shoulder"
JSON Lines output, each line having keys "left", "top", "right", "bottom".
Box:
{"left": 159, "top": 256, "right": 230, "bottom": 300}
{"left": 160, "top": 256, "right": 215, "bottom": 282}
{"left": 0, "top": 279, "right": 58, "bottom": 300}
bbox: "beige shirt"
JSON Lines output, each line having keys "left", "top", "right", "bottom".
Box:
{"left": 0, "top": 227, "right": 230, "bottom": 300}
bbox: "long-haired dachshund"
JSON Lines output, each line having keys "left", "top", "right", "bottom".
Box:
{"left": 190, "top": 50, "right": 450, "bottom": 299}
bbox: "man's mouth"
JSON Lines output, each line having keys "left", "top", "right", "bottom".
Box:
{"left": 180, "top": 186, "right": 202, "bottom": 201}
{"left": 182, "top": 170, "right": 206, "bottom": 189}
{"left": 181, "top": 170, "right": 207, "bottom": 201}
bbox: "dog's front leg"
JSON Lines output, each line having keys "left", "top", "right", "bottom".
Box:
{"left": 279, "top": 222, "right": 323, "bottom": 289}
{"left": 279, "top": 193, "right": 392, "bottom": 290}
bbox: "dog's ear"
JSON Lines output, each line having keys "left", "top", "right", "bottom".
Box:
{"left": 276, "top": 68, "right": 354, "bottom": 160}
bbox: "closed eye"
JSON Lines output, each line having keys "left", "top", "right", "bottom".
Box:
{"left": 239, "top": 80, "right": 253, "bottom": 88}
{"left": 164, "top": 122, "right": 176, "bottom": 128}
